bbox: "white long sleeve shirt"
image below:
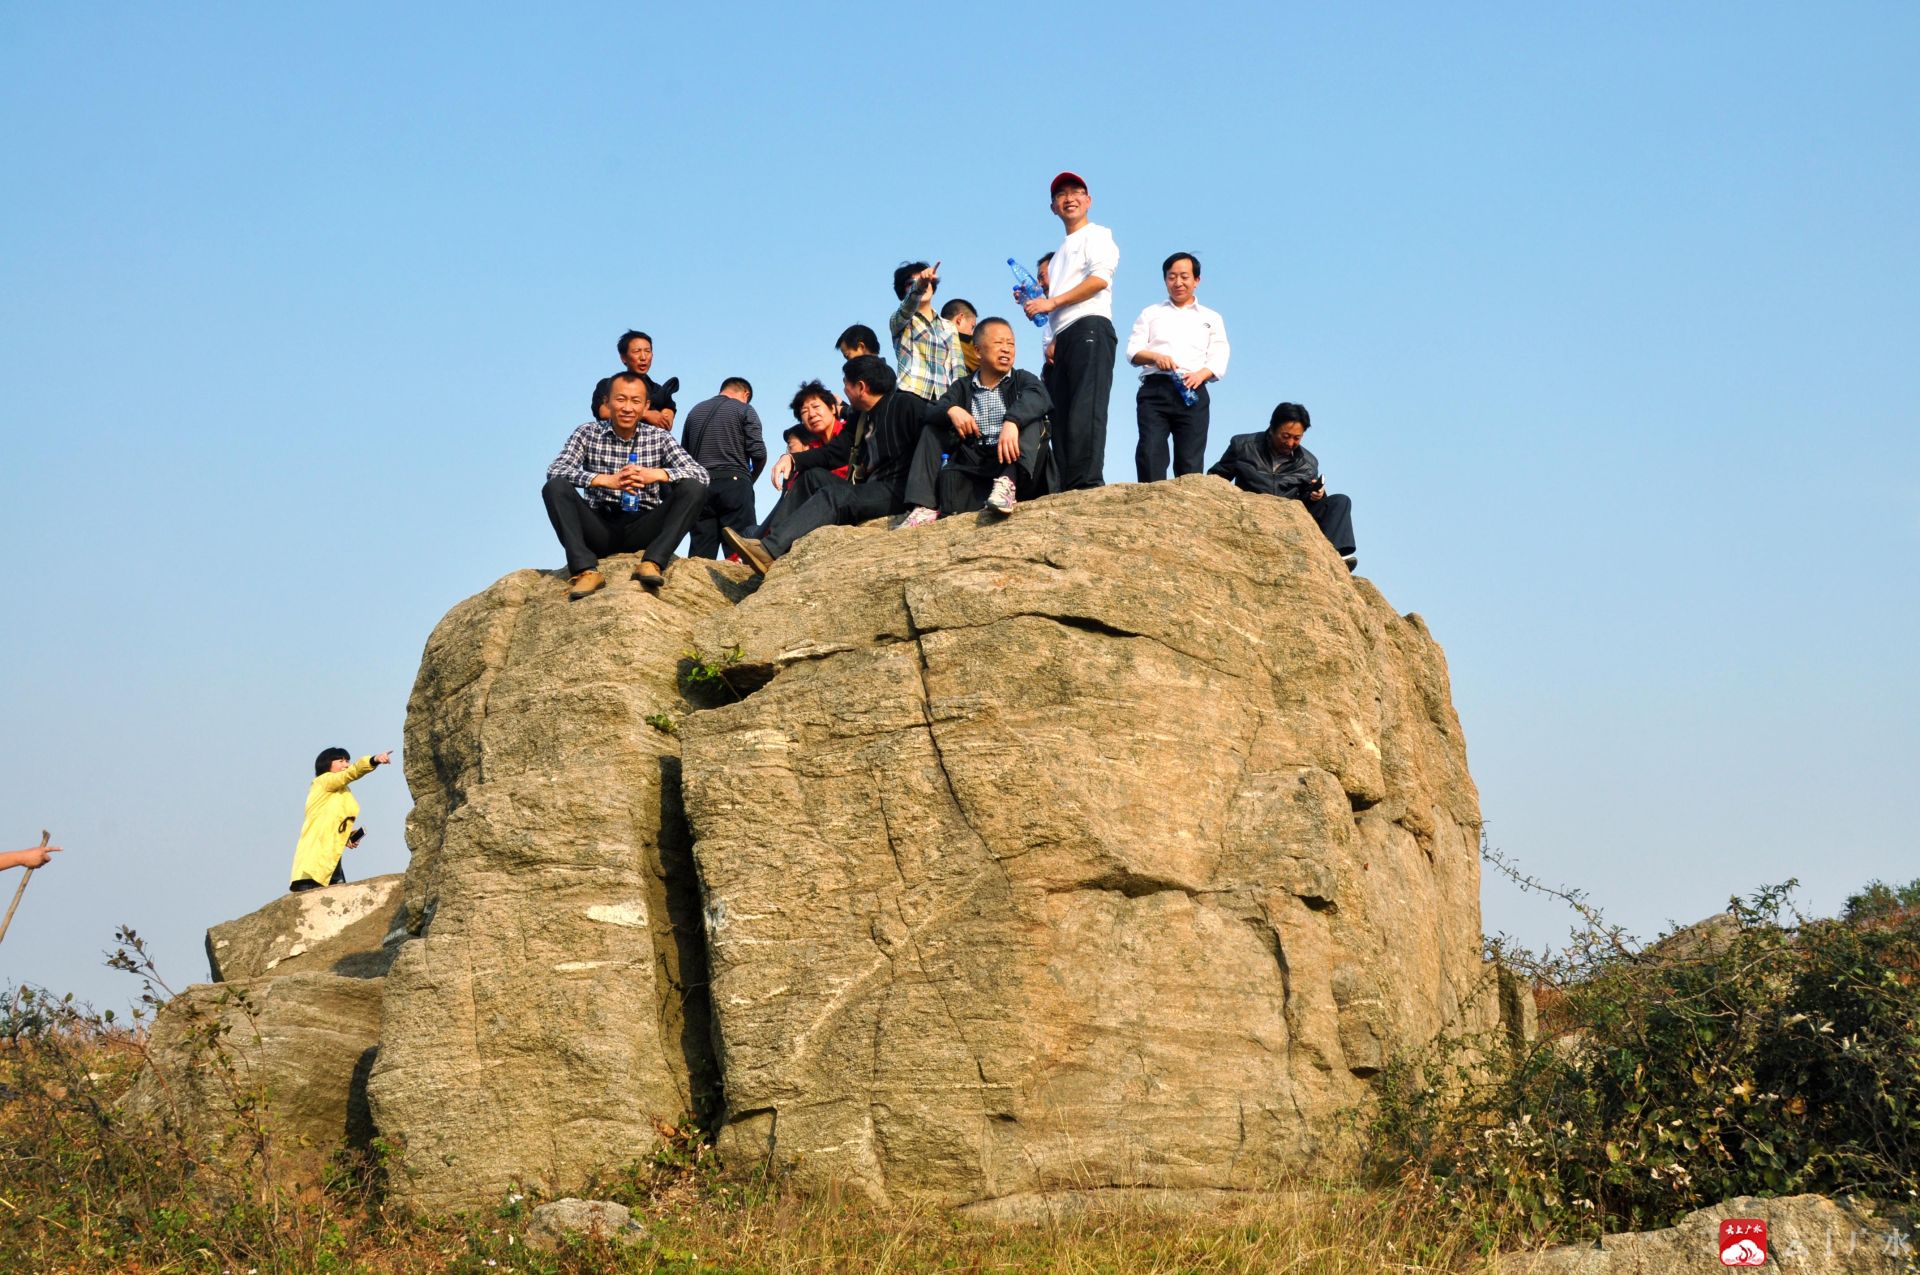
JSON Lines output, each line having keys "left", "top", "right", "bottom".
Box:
{"left": 1046, "top": 221, "right": 1120, "bottom": 341}
{"left": 1125, "top": 298, "right": 1231, "bottom": 382}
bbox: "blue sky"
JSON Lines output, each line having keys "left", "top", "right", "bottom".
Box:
{"left": 3, "top": 4, "right": 1916, "bottom": 1010}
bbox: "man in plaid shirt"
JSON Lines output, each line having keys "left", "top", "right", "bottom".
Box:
{"left": 889, "top": 260, "right": 966, "bottom": 402}
{"left": 541, "top": 371, "right": 709, "bottom": 599}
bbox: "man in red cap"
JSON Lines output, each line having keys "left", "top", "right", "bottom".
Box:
{"left": 1017, "top": 171, "right": 1119, "bottom": 490}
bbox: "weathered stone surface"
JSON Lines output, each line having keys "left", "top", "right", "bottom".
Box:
{"left": 525, "top": 1198, "right": 648, "bottom": 1252}
{"left": 205, "top": 874, "right": 406, "bottom": 982}
{"left": 680, "top": 478, "right": 1484, "bottom": 1206}
{"left": 367, "top": 554, "right": 742, "bottom": 1212}
{"left": 128, "top": 972, "right": 382, "bottom": 1178}
{"left": 1501, "top": 1194, "right": 1914, "bottom": 1273}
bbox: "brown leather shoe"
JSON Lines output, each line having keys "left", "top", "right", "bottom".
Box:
{"left": 566, "top": 569, "right": 606, "bottom": 600}
{"left": 720, "top": 527, "right": 775, "bottom": 576}
{"left": 633, "top": 560, "right": 665, "bottom": 591}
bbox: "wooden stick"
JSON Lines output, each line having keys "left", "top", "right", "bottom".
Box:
{"left": 0, "top": 830, "right": 49, "bottom": 947}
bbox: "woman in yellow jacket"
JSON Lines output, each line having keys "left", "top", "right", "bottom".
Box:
{"left": 288, "top": 747, "right": 392, "bottom": 892}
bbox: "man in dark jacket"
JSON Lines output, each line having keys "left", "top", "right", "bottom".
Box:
{"left": 723, "top": 356, "right": 931, "bottom": 574}
{"left": 1208, "top": 402, "right": 1358, "bottom": 570}
{"left": 680, "top": 377, "right": 767, "bottom": 558}
{"left": 898, "top": 316, "right": 1053, "bottom": 522}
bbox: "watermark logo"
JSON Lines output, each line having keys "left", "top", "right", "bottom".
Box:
{"left": 1719, "top": 1218, "right": 1768, "bottom": 1266}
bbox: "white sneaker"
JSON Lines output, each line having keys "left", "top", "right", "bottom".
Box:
{"left": 986, "top": 475, "right": 1017, "bottom": 514}
{"left": 896, "top": 506, "right": 939, "bottom": 530}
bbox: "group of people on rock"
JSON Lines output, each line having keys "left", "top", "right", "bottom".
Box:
{"left": 541, "top": 168, "right": 1358, "bottom": 600}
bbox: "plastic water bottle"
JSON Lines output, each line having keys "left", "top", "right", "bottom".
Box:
{"left": 1166, "top": 369, "right": 1198, "bottom": 407}
{"left": 620, "top": 450, "right": 641, "bottom": 512}
{"left": 1007, "top": 259, "right": 1050, "bottom": 329}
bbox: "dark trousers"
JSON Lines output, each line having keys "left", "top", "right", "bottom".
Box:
{"left": 760, "top": 466, "right": 847, "bottom": 540}
{"left": 541, "top": 474, "right": 706, "bottom": 576}
{"left": 762, "top": 478, "right": 904, "bottom": 556}
{"left": 291, "top": 861, "right": 347, "bottom": 893}
{"left": 1299, "top": 493, "right": 1357, "bottom": 557}
{"left": 903, "top": 420, "right": 1049, "bottom": 514}
{"left": 1134, "top": 378, "right": 1211, "bottom": 482}
{"left": 689, "top": 466, "right": 756, "bottom": 559}
{"left": 1051, "top": 316, "right": 1116, "bottom": 490}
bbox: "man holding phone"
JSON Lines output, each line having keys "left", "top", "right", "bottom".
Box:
{"left": 889, "top": 260, "right": 967, "bottom": 403}
{"left": 1207, "top": 402, "right": 1358, "bottom": 571}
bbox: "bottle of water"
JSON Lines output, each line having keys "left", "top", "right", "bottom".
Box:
{"left": 620, "top": 450, "right": 641, "bottom": 512}
{"left": 1166, "top": 369, "right": 1198, "bottom": 407}
{"left": 1006, "top": 259, "right": 1051, "bottom": 329}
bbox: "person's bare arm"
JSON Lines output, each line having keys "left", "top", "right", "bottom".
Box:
{"left": 1, "top": 845, "right": 60, "bottom": 871}
{"left": 1022, "top": 274, "right": 1108, "bottom": 318}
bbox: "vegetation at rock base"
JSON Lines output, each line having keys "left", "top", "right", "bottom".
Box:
{"left": 1368, "top": 851, "right": 1920, "bottom": 1249}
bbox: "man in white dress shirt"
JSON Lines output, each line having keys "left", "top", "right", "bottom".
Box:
{"left": 1125, "top": 252, "right": 1232, "bottom": 482}
{"left": 1018, "top": 171, "right": 1119, "bottom": 490}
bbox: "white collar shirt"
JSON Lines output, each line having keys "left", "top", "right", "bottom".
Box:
{"left": 1124, "top": 298, "right": 1231, "bottom": 382}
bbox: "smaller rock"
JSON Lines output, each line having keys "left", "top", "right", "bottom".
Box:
{"left": 525, "top": 1198, "right": 647, "bottom": 1253}
{"left": 205, "top": 875, "right": 407, "bottom": 982}
{"left": 1645, "top": 911, "right": 1742, "bottom": 964}
{"left": 1502, "top": 1193, "right": 1913, "bottom": 1273}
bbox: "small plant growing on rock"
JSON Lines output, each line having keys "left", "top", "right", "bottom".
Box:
{"left": 679, "top": 644, "right": 746, "bottom": 701}
{"left": 644, "top": 712, "right": 678, "bottom": 736}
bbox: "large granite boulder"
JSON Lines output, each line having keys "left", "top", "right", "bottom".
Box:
{"left": 126, "top": 972, "right": 383, "bottom": 1180}
{"left": 679, "top": 478, "right": 1484, "bottom": 1207}
{"left": 366, "top": 554, "right": 740, "bottom": 1212}
{"left": 205, "top": 874, "right": 407, "bottom": 981}
{"left": 1501, "top": 1193, "right": 1914, "bottom": 1273}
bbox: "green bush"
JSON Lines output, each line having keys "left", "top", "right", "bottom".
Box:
{"left": 1370, "top": 866, "right": 1920, "bottom": 1245}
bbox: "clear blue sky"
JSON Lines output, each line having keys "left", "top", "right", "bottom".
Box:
{"left": 3, "top": 4, "right": 1916, "bottom": 1011}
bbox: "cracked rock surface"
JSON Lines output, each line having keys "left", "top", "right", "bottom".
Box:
{"left": 682, "top": 477, "right": 1484, "bottom": 1207}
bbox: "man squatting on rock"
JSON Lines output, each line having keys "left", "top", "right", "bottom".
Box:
{"left": 542, "top": 371, "right": 709, "bottom": 599}
{"left": 1018, "top": 171, "right": 1119, "bottom": 491}
{"left": 679, "top": 377, "right": 767, "bottom": 559}
{"left": 1127, "top": 251, "right": 1230, "bottom": 482}
{"left": 722, "top": 355, "right": 930, "bottom": 575}
{"left": 1209, "top": 402, "right": 1359, "bottom": 570}
{"left": 896, "top": 316, "right": 1052, "bottom": 525}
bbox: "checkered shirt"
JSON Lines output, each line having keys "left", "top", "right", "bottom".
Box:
{"left": 889, "top": 280, "right": 967, "bottom": 400}
{"left": 546, "top": 419, "right": 709, "bottom": 511}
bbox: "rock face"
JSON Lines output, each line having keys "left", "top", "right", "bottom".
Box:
{"left": 1501, "top": 1194, "right": 1914, "bottom": 1273}
{"left": 128, "top": 972, "right": 383, "bottom": 1170}
{"left": 366, "top": 555, "right": 742, "bottom": 1212}
{"left": 679, "top": 478, "right": 1483, "bottom": 1206}
{"left": 205, "top": 875, "right": 406, "bottom": 982}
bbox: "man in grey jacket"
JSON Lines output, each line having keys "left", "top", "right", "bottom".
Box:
{"left": 680, "top": 377, "right": 767, "bottom": 558}
{"left": 1208, "top": 402, "right": 1358, "bottom": 570}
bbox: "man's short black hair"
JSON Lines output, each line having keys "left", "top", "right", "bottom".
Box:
{"left": 893, "top": 261, "right": 934, "bottom": 301}
{"left": 789, "top": 378, "right": 837, "bottom": 422}
{"left": 835, "top": 323, "right": 880, "bottom": 355}
{"left": 973, "top": 315, "right": 1014, "bottom": 342}
{"left": 1268, "top": 402, "right": 1312, "bottom": 432}
{"left": 617, "top": 330, "right": 652, "bottom": 359}
{"left": 591, "top": 378, "right": 612, "bottom": 418}
{"left": 609, "top": 370, "right": 649, "bottom": 392}
{"left": 720, "top": 377, "right": 753, "bottom": 399}
{"left": 1162, "top": 252, "right": 1202, "bottom": 279}
{"left": 842, "top": 354, "right": 896, "bottom": 397}
{"left": 939, "top": 298, "right": 976, "bottom": 322}
{"left": 1037, "top": 252, "right": 1054, "bottom": 270}
{"left": 314, "top": 747, "right": 351, "bottom": 777}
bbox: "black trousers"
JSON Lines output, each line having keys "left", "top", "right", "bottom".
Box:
{"left": 1300, "top": 493, "right": 1357, "bottom": 557}
{"left": 760, "top": 465, "right": 847, "bottom": 540}
{"left": 689, "top": 466, "right": 757, "bottom": 559}
{"left": 541, "top": 475, "right": 707, "bottom": 576}
{"left": 290, "top": 861, "right": 347, "bottom": 893}
{"left": 903, "top": 420, "right": 1049, "bottom": 514}
{"left": 762, "top": 478, "right": 904, "bottom": 556}
{"left": 1050, "top": 315, "right": 1116, "bottom": 490}
{"left": 1134, "top": 378, "right": 1211, "bottom": 482}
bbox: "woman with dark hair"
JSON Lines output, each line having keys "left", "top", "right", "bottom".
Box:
{"left": 287, "top": 747, "right": 391, "bottom": 893}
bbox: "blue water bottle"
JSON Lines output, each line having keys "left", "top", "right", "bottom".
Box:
{"left": 1007, "top": 259, "right": 1050, "bottom": 329}
{"left": 620, "top": 450, "right": 641, "bottom": 512}
{"left": 1166, "top": 370, "right": 1198, "bottom": 407}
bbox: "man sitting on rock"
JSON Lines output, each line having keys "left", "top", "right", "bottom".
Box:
{"left": 723, "top": 355, "right": 931, "bottom": 574}
{"left": 1208, "top": 402, "right": 1358, "bottom": 571}
{"left": 542, "top": 371, "right": 709, "bottom": 598}
{"left": 897, "top": 316, "right": 1053, "bottom": 524}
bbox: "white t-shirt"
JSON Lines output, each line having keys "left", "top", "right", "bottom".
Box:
{"left": 1046, "top": 221, "right": 1120, "bottom": 341}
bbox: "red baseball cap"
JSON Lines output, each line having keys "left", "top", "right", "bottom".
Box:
{"left": 1049, "top": 170, "right": 1089, "bottom": 195}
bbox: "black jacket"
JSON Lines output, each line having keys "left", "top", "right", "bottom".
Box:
{"left": 790, "top": 389, "right": 932, "bottom": 492}
{"left": 931, "top": 366, "right": 1052, "bottom": 433}
{"left": 1208, "top": 432, "right": 1320, "bottom": 500}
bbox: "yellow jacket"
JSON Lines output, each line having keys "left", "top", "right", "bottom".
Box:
{"left": 288, "top": 756, "right": 375, "bottom": 887}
